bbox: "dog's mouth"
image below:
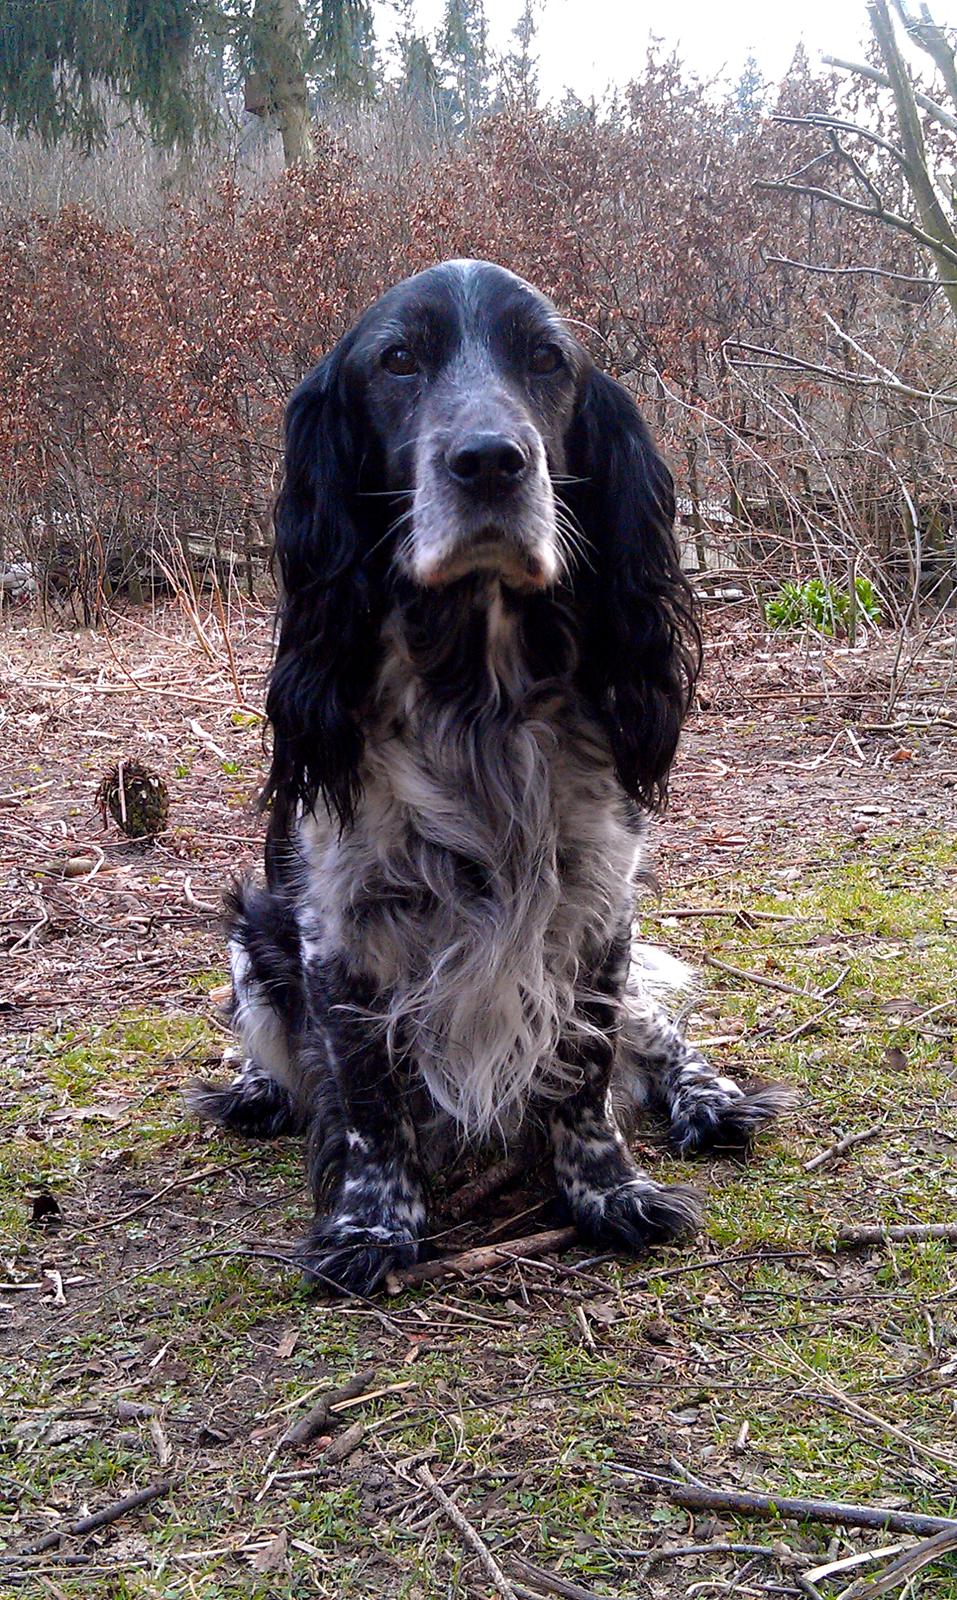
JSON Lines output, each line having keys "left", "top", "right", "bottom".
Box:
{"left": 420, "top": 535, "right": 555, "bottom": 592}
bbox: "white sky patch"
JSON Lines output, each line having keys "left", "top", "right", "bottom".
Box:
{"left": 371, "top": 0, "right": 930, "bottom": 101}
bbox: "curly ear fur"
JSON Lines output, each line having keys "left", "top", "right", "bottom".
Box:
{"left": 263, "top": 344, "right": 389, "bottom": 833}
{"left": 565, "top": 367, "right": 701, "bottom": 810}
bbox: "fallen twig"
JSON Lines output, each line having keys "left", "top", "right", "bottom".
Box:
{"left": 862, "top": 718, "right": 957, "bottom": 734}
{"left": 183, "top": 874, "right": 219, "bottom": 915}
{"left": 838, "top": 1222, "right": 957, "bottom": 1247}
{"left": 322, "top": 1420, "right": 366, "bottom": 1464}
{"left": 634, "top": 1540, "right": 785, "bottom": 1566}
{"left": 443, "top": 1154, "right": 529, "bottom": 1221}
{"left": 653, "top": 1483, "right": 957, "bottom": 1538}
{"left": 774, "top": 998, "right": 841, "bottom": 1043}
{"left": 10, "top": 1479, "right": 173, "bottom": 1559}
{"left": 277, "top": 1366, "right": 381, "bottom": 1453}
{"left": 819, "top": 964, "right": 851, "bottom": 998}
{"left": 654, "top": 907, "right": 798, "bottom": 923}
{"left": 766, "top": 1336, "right": 957, "bottom": 1472}
{"left": 0, "top": 779, "right": 55, "bottom": 806}
{"left": 837, "top": 1525, "right": 957, "bottom": 1600}
{"left": 803, "top": 1124, "right": 886, "bottom": 1172}
{"left": 510, "top": 1555, "right": 610, "bottom": 1599}
{"left": 66, "top": 1161, "right": 243, "bottom": 1237}
{"left": 702, "top": 955, "right": 821, "bottom": 999}
{"left": 805, "top": 1545, "right": 904, "bottom": 1585}
{"left": 416, "top": 1461, "right": 520, "bottom": 1600}
{"left": 389, "top": 1226, "right": 580, "bottom": 1288}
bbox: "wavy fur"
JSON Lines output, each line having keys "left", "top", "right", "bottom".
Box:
{"left": 190, "top": 260, "right": 793, "bottom": 1296}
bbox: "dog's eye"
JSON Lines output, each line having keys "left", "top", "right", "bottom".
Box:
{"left": 529, "top": 341, "right": 564, "bottom": 376}
{"left": 382, "top": 345, "right": 419, "bottom": 376}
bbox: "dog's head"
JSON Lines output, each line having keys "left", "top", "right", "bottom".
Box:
{"left": 267, "top": 260, "right": 700, "bottom": 827}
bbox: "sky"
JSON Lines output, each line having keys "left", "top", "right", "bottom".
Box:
{"left": 376, "top": 0, "right": 957, "bottom": 102}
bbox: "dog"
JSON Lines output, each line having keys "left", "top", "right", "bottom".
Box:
{"left": 189, "top": 260, "right": 794, "bottom": 1295}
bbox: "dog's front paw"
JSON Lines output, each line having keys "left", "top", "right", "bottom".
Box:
{"left": 670, "top": 1075, "right": 799, "bottom": 1157}
{"left": 563, "top": 1168, "right": 701, "bottom": 1253}
{"left": 301, "top": 1220, "right": 420, "bottom": 1297}
{"left": 590, "top": 1176, "right": 702, "bottom": 1251}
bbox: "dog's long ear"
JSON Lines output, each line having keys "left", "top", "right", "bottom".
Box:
{"left": 565, "top": 366, "right": 701, "bottom": 810}
{"left": 263, "top": 341, "right": 385, "bottom": 832}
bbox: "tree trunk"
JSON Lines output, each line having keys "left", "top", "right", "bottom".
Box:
{"left": 252, "top": 0, "right": 316, "bottom": 168}
{"left": 869, "top": 0, "right": 957, "bottom": 322}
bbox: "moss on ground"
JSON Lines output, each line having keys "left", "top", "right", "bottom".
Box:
{"left": 2, "top": 832, "right": 956, "bottom": 1596}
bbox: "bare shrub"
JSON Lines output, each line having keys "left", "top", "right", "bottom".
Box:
{"left": 1, "top": 50, "right": 954, "bottom": 618}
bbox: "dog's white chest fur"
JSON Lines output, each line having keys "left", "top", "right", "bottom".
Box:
{"left": 300, "top": 587, "right": 643, "bottom": 1137}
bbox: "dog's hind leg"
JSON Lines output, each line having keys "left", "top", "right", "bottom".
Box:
{"left": 186, "top": 880, "right": 308, "bottom": 1138}
{"left": 617, "top": 975, "right": 797, "bottom": 1156}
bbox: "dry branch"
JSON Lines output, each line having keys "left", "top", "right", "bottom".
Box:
{"left": 702, "top": 954, "right": 821, "bottom": 998}
{"left": 277, "top": 1366, "right": 381, "bottom": 1453}
{"left": 510, "top": 1554, "right": 611, "bottom": 1599}
{"left": 67, "top": 1161, "right": 242, "bottom": 1237}
{"left": 389, "top": 1227, "right": 580, "bottom": 1288}
{"left": 654, "top": 1482, "right": 957, "bottom": 1538}
{"left": 837, "top": 1222, "right": 957, "bottom": 1247}
{"left": 442, "top": 1154, "right": 529, "bottom": 1221}
{"left": 803, "top": 1124, "right": 886, "bottom": 1172}
{"left": 416, "top": 1462, "right": 520, "bottom": 1600}
{"left": 837, "top": 1525, "right": 957, "bottom": 1599}
{"left": 322, "top": 1420, "right": 366, "bottom": 1464}
{"left": 11, "top": 1478, "right": 174, "bottom": 1559}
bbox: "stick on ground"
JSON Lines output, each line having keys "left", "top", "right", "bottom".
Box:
{"left": 656, "top": 1483, "right": 957, "bottom": 1538}
{"left": 390, "top": 1226, "right": 579, "bottom": 1288}
{"left": 837, "top": 1222, "right": 957, "bottom": 1247}
{"left": 443, "top": 1155, "right": 529, "bottom": 1222}
{"left": 278, "top": 1366, "right": 381, "bottom": 1453}
{"left": 12, "top": 1478, "right": 174, "bottom": 1558}
{"left": 416, "top": 1461, "right": 520, "bottom": 1600}
{"left": 702, "top": 954, "right": 822, "bottom": 998}
{"left": 838, "top": 1525, "right": 957, "bottom": 1600}
{"left": 803, "top": 1124, "right": 885, "bottom": 1172}
{"left": 510, "top": 1554, "right": 623, "bottom": 1599}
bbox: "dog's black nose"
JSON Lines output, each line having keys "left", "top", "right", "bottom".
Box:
{"left": 445, "top": 433, "right": 529, "bottom": 497}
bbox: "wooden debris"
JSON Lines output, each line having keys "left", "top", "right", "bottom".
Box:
{"left": 322, "top": 1421, "right": 366, "bottom": 1464}
{"left": 652, "top": 1482, "right": 957, "bottom": 1538}
{"left": 277, "top": 1366, "right": 381, "bottom": 1454}
{"left": 510, "top": 1554, "right": 609, "bottom": 1599}
{"left": 443, "top": 1154, "right": 528, "bottom": 1221}
{"left": 703, "top": 954, "right": 821, "bottom": 998}
{"left": 416, "top": 1461, "right": 520, "bottom": 1600}
{"left": 12, "top": 1478, "right": 174, "bottom": 1558}
{"left": 389, "top": 1226, "right": 580, "bottom": 1288}
{"left": 837, "top": 1222, "right": 957, "bottom": 1247}
{"left": 837, "top": 1526, "right": 957, "bottom": 1600}
{"left": 803, "top": 1123, "right": 885, "bottom": 1172}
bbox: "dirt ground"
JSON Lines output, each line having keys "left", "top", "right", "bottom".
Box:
{"left": 2, "top": 598, "right": 956, "bottom": 1599}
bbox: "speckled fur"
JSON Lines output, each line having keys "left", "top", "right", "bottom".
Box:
{"left": 187, "top": 261, "right": 796, "bottom": 1296}
{"left": 189, "top": 585, "right": 793, "bottom": 1293}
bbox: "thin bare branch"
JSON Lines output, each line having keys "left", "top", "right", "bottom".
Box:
{"left": 764, "top": 252, "right": 957, "bottom": 286}
{"left": 823, "top": 53, "right": 957, "bottom": 134}
{"left": 755, "top": 179, "right": 957, "bottom": 271}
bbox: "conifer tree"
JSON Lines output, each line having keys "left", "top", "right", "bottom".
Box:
{"left": 0, "top": 0, "right": 376, "bottom": 165}
{"left": 437, "top": 0, "right": 489, "bottom": 129}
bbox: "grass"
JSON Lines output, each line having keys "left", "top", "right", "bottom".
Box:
{"left": 2, "top": 831, "right": 956, "bottom": 1597}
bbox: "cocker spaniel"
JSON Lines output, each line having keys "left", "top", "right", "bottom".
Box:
{"left": 190, "top": 260, "right": 794, "bottom": 1295}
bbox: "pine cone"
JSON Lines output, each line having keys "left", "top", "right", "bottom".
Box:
{"left": 97, "top": 760, "right": 170, "bottom": 840}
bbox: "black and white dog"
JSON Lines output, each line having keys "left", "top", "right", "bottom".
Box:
{"left": 190, "top": 260, "right": 793, "bottom": 1295}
